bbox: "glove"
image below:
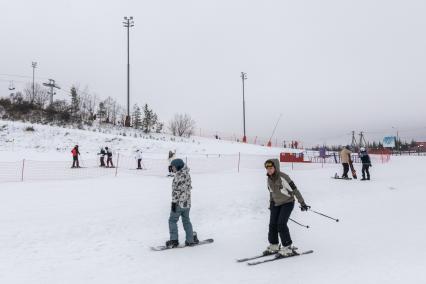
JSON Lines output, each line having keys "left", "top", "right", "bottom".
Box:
{"left": 269, "top": 201, "right": 275, "bottom": 210}
{"left": 171, "top": 202, "right": 177, "bottom": 213}
{"left": 300, "top": 203, "right": 310, "bottom": 212}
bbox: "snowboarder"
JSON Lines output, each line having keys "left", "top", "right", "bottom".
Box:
{"left": 105, "top": 147, "right": 114, "bottom": 168}
{"left": 98, "top": 147, "right": 106, "bottom": 167}
{"left": 340, "top": 145, "right": 352, "bottom": 179}
{"left": 167, "top": 150, "right": 176, "bottom": 177}
{"left": 359, "top": 147, "right": 372, "bottom": 180}
{"left": 263, "top": 159, "right": 310, "bottom": 257}
{"left": 71, "top": 145, "right": 80, "bottom": 168}
{"left": 165, "top": 158, "right": 199, "bottom": 248}
{"left": 135, "top": 149, "right": 143, "bottom": 170}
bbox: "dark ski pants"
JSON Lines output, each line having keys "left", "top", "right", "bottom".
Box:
{"left": 169, "top": 206, "right": 194, "bottom": 243}
{"left": 268, "top": 201, "right": 294, "bottom": 247}
{"left": 72, "top": 157, "right": 79, "bottom": 168}
{"left": 362, "top": 164, "right": 370, "bottom": 179}
{"left": 107, "top": 157, "right": 114, "bottom": 167}
{"left": 100, "top": 157, "right": 105, "bottom": 167}
{"left": 137, "top": 159, "right": 142, "bottom": 169}
{"left": 342, "top": 163, "right": 349, "bottom": 178}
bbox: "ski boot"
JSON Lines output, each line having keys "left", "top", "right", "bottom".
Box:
{"left": 263, "top": 244, "right": 280, "bottom": 256}
{"left": 277, "top": 245, "right": 297, "bottom": 257}
{"left": 185, "top": 232, "right": 200, "bottom": 246}
{"left": 165, "top": 240, "right": 179, "bottom": 248}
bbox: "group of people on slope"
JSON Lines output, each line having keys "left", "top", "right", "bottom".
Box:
{"left": 71, "top": 145, "right": 144, "bottom": 170}
{"left": 340, "top": 145, "right": 372, "bottom": 180}
{"left": 98, "top": 147, "right": 114, "bottom": 168}
{"left": 165, "top": 156, "right": 310, "bottom": 257}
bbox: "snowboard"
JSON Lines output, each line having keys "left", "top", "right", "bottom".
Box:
{"left": 332, "top": 173, "right": 352, "bottom": 180}
{"left": 349, "top": 162, "right": 357, "bottom": 179}
{"left": 150, "top": 239, "right": 214, "bottom": 251}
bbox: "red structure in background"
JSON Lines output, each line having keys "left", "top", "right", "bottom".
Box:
{"left": 280, "top": 152, "right": 311, "bottom": 163}
{"left": 368, "top": 149, "right": 392, "bottom": 155}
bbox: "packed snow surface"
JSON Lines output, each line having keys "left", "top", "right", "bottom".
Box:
{"left": 0, "top": 121, "right": 425, "bottom": 283}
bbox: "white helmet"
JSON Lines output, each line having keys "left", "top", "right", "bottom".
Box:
{"left": 360, "top": 147, "right": 366, "bottom": 152}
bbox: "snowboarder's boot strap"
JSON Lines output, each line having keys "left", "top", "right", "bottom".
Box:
{"left": 193, "top": 232, "right": 199, "bottom": 244}
{"left": 184, "top": 232, "right": 200, "bottom": 246}
{"left": 165, "top": 240, "right": 179, "bottom": 248}
{"left": 263, "top": 244, "right": 280, "bottom": 255}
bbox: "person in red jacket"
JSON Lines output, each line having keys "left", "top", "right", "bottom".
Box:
{"left": 71, "top": 145, "right": 80, "bottom": 168}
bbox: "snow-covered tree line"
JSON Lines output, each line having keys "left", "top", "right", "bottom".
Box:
{"left": 0, "top": 84, "right": 164, "bottom": 134}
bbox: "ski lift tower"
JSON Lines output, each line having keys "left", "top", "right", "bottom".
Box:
{"left": 43, "top": 79, "right": 60, "bottom": 105}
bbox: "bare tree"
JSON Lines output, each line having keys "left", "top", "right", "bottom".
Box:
{"left": 168, "top": 113, "right": 196, "bottom": 137}
{"left": 23, "top": 83, "right": 49, "bottom": 108}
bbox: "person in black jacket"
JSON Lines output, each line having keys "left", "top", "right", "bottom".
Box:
{"left": 105, "top": 147, "right": 114, "bottom": 168}
{"left": 98, "top": 147, "right": 106, "bottom": 167}
{"left": 359, "top": 147, "right": 372, "bottom": 180}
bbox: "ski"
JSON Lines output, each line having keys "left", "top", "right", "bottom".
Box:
{"left": 236, "top": 253, "right": 274, "bottom": 263}
{"left": 247, "top": 250, "right": 313, "bottom": 266}
{"left": 150, "top": 238, "right": 214, "bottom": 251}
{"left": 237, "top": 247, "right": 298, "bottom": 262}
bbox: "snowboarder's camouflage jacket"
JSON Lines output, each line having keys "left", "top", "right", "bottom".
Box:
{"left": 172, "top": 165, "right": 192, "bottom": 208}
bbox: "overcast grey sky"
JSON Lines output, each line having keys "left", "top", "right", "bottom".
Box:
{"left": 1, "top": 0, "right": 425, "bottom": 146}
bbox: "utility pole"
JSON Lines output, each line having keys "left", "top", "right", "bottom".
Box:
{"left": 358, "top": 131, "right": 367, "bottom": 149}
{"left": 123, "top": 16, "right": 134, "bottom": 127}
{"left": 31, "top": 62, "right": 37, "bottom": 102}
{"left": 240, "top": 72, "right": 247, "bottom": 143}
{"left": 392, "top": 126, "right": 399, "bottom": 151}
{"left": 43, "top": 79, "right": 60, "bottom": 105}
{"left": 351, "top": 130, "right": 358, "bottom": 150}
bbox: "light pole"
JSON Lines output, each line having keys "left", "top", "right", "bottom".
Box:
{"left": 123, "top": 16, "right": 134, "bottom": 127}
{"left": 31, "top": 62, "right": 37, "bottom": 102}
{"left": 240, "top": 72, "right": 247, "bottom": 143}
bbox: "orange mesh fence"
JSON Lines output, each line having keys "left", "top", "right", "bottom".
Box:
{"left": 0, "top": 151, "right": 390, "bottom": 184}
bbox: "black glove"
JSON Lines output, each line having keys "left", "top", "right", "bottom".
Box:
{"left": 171, "top": 202, "right": 177, "bottom": 213}
{"left": 300, "top": 203, "right": 310, "bottom": 212}
{"left": 269, "top": 201, "right": 275, "bottom": 210}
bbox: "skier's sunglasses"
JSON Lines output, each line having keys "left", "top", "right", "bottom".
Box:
{"left": 264, "top": 162, "right": 275, "bottom": 169}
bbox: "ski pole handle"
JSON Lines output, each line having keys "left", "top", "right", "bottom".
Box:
{"left": 310, "top": 209, "right": 339, "bottom": 222}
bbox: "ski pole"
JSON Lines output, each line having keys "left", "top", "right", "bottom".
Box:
{"left": 289, "top": 218, "right": 310, "bottom": 229}
{"left": 309, "top": 209, "right": 339, "bottom": 222}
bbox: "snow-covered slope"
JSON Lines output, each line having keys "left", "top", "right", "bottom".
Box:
{"left": 1, "top": 120, "right": 424, "bottom": 284}
{"left": 0, "top": 156, "right": 425, "bottom": 283}
{"left": 0, "top": 120, "right": 297, "bottom": 162}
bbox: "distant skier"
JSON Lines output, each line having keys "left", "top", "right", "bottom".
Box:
{"left": 359, "top": 147, "right": 372, "bottom": 180}
{"left": 263, "top": 159, "right": 310, "bottom": 257}
{"left": 167, "top": 150, "right": 176, "bottom": 177}
{"left": 71, "top": 145, "right": 80, "bottom": 168}
{"left": 105, "top": 147, "right": 114, "bottom": 168}
{"left": 340, "top": 145, "right": 352, "bottom": 179}
{"left": 98, "top": 147, "right": 106, "bottom": 167}
{"left": 165, "top": 158, "right": 199, "bottom": 248}
{"left": 135, "top": 149, "right": 143, "bottom": 170}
